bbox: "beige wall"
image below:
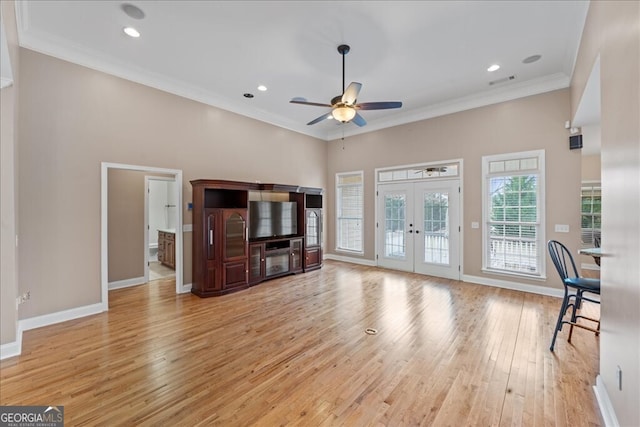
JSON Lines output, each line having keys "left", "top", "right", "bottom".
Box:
{"left": 581, "top": 154, "right": 601, "bottom": 182}
{"left": 0, "top": 1, "right": 19, "bottom": 346}
{"left": 16, "top": 48, "right": 327, "bottom": 320}
{"left": 571, "top": 2, "right": 640, "bottom": 426}
{"left": 327, "top": 89, "right": 581, "bottom": 290}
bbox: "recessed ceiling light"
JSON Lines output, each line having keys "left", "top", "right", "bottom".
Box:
{"left": 123, "top": 27, "right": 140, "bottom": 38}
{"left": 257, "top": 85, "right": 267, "bottom": 92}
{"left": 487, "top": 64, "right": 500, "bottom": 72}
{"left": 523, "top": 54, "right": 542, "bottom": 64}
{"left": 121, "top": 3, "right": 145, "bottom": 20}
{"left": 243, "top": 93, "right": 254, "bottom": 98}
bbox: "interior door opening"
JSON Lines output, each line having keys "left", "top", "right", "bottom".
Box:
{"left": 101, "top": 162, "right": 185, "bottom": 311}
{"left": 145, "top": 176, "right": 178, "bottom": 283}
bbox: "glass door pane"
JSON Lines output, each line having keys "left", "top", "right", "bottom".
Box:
{"left": 422, "top": 192, "right": 450, "bottom": 265}
{"left": 306, "top": 210, "right": 319, "bottom": 247}
{"left": 384, "top": 194, "right": 407, "bottom": 258}
{"left": 225, "top": 212, "right": 246, "bottom": 259}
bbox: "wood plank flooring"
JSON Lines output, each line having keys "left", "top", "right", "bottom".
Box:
{"left": 1, "top": 261, "right": 602, "bottom": 426}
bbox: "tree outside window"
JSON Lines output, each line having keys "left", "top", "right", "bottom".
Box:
{"left": 581, "top": 184, "right": 601, "bottom": 247}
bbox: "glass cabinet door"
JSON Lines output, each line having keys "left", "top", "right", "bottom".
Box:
{"left": 249, "top": 244, "right": 263, "bottom": 282}
{"left": 224, "top": 211, "right": 246, "bottom": 259}
{"left": 306, "top": 210, "right": 320, "bottom": 247}
{"left": 291, "top": 238, "right": 303, "bottom": 271}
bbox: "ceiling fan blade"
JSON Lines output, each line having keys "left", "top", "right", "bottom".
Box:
{"left": 307, "top": 112, "right": 333, "bottom": 125}
{"left": 290, "top": 99, "right": 333, "bottom": 107}
{"left": 356, "top": 101, "right": 403, "bottom": 110}
{"left": 352, "top": 112, "right": 367, "bottom": 127}
{"left": 342, "top": 82, "right": 362, "bottom": 105}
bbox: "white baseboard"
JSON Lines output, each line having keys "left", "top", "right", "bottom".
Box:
{"left": 108, "top": 276, "right": 146, "bottom": 290}
{"left": 2, "top": 302, "right": 106, "bottom": 360}
{"left": 462, "top": 274, "right": 564, "bottom": 298}
{"left": 179, "top": 283, "right": 192, "bottom": 293}
{"left": 594, "top": 375, "right": 620, "bottom": 427}
{"left": 19, "top": 302, "right": 106, "bottom": 332}
{"left": 324, "top": 257, "right": 563, "bottom": 299}
{"left": 324, "top": 254, "right": 376, "bottom": 267}
{"left": 582, "top": 262, "right": 601, "bottom": 271}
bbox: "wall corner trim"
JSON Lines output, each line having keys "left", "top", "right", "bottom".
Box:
{"left": 180, "top": 283, "right": 192, "bottom": 294}
{"left": 594, "top": 375, "right": 620, "bottom": 427}
{"left": 462, "top": 274, "right": 564, "bottom": 298}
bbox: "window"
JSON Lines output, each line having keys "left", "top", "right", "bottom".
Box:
{"left": 336, "top": 171, "right": 364, "bottom": 253}
{"left": 482, "top": 150, "right": 545, "bottom": 277}
{"left": 581, "top": 183, "right": 601, "bottom": 248}
{"left": 378, "top": 163, "right": 459, "bottom": 182}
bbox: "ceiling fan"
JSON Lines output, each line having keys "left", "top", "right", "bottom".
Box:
{"left": 290, "top": 44, "right": 402, "bottom": 127}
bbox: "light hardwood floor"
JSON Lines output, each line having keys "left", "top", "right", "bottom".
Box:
{"left": 1, "top": 261, "right": 602, "bottom": 426}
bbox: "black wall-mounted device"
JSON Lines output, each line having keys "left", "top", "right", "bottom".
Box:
{"left": 569, "top": 135, "right": 583, "bottom": 150}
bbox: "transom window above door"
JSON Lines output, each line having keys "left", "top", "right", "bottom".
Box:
{"left": 378, "top": 163, "right": 459, "bottom": 183}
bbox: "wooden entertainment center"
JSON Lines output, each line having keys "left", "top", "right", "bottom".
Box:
{"left": 190, "top": 179, "right": 323, "bottom": 297}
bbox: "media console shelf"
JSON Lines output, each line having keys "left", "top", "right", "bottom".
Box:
{"left": 191, "top": 179, "right": 322, "bottom": 297}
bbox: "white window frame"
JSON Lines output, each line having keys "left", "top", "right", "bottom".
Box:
{"left": 581, "top": 181, "right": 601, "bottom": 249}
{"left": 336, "top": 171, "right": 364, "bottom": 254}
{"left": 482, "top": 150, "right": 546, "bottom": 279}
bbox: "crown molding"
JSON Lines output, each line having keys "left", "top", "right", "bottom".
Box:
{"left": 16, "top": 0, "right": 571, "bottom": 143}
{"left": 326, "top": 73, "right": 571, "bottom": 141}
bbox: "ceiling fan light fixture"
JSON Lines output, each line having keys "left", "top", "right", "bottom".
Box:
{"left": 332, "top": 106, "right": 356, "bottom": 122}
{"left": 290, "top": 43, "right": 402, "bottom": 127}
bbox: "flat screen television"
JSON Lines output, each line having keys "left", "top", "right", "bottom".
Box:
{"left": 249, "top": 201, "right": 297, "bottom": 239}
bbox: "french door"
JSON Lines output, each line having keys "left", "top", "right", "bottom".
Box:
{"left": 377, "top": 180, "right": 460, "bottom": 279}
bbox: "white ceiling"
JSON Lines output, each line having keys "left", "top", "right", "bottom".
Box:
{"left": 15, "top": 1, "right": 589, "bottom": 141}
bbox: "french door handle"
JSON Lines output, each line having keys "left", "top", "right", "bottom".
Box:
{"left": 415, "top": 230, "right": 420, "bottom": 234}
{"left": 407, "top": 230, "right": 413, "bottom": 233}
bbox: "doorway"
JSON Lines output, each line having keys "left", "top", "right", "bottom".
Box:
{"left": 145, "top": 176, "right": 178, "bottom": 282}
{"left": 101, "top": 162, "right": 185, "bottom": 309}
{"left": 377, "top": 179, "right": 460, "bottom": 280}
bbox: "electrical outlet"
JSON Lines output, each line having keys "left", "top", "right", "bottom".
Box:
{"left": 554, "top": 224, "right": 570, "bottom": 233}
